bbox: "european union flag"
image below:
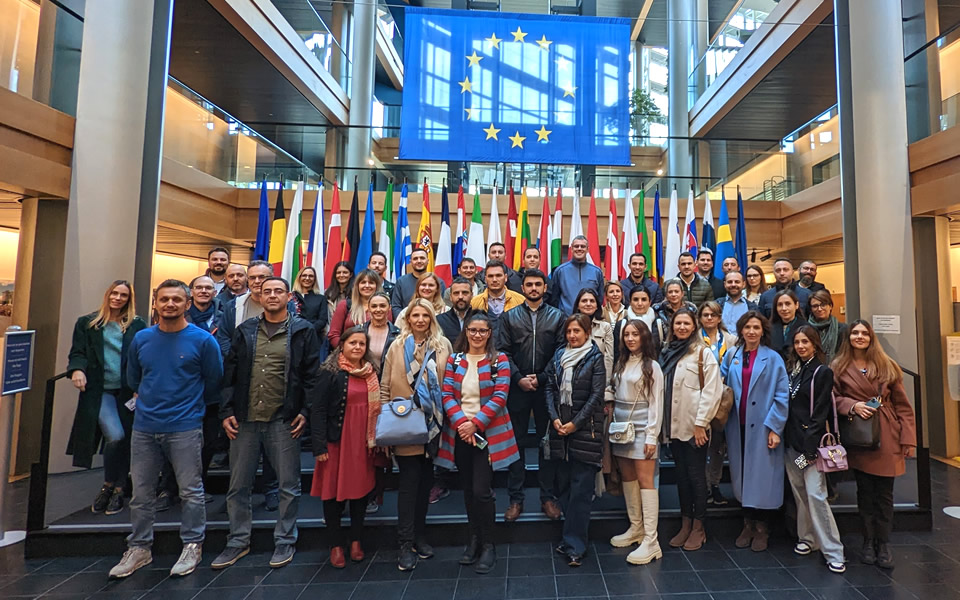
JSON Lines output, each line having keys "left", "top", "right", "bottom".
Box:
{"left": 400, "top": 8, "right": 631, "bottom": 166}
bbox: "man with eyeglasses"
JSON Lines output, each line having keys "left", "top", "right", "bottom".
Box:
{"left": 549, "top": 235, "right": 604, "bottom": 314}
{"left": 797, "top": 260, "right": 826, "bottom": 293}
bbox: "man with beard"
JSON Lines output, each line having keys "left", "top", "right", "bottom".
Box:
{"left": 497, "top": 270, "right": 566, "bottom": 521}
{"left": 206, "top": 248, "right": 230, "bottom": 295}
{"left": 470, "top": 261, "right": 524, "bottom": 319}
{"left": 620, "top": 253, "right": 663, "bottom": 305}
{"left": 438, "top": 277, "right": 477, "bottom": 343}
{"left": 697, "top": 248, "right": 726, "bottom": 300}
{"left": 797, "top": 260, "right": 825, "bottom": 293}
{"left": 758, "top": 258, "right": 812, "bottom": 317}
{"left": 484, "top": 242, "right": 523, "bottom": 293}
{"left": 218, "top": 264, "right": 248, "bottom": 302}
{"left": 390, "top": 248, "right": 444, "bottom": 318}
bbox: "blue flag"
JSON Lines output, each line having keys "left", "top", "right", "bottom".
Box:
{"left": 651, "top": 188, "right": 663, "bottom": 282}
{"left": 355, "top": 181, "right": 376, "bottom": 274}
{"left": 714, "top": 189, "right": 735, "bottom": 278}
{"left": 400, "top": 8, "right": 631, "bottom": 166}
{"left": 253, "top": 178, "right": 270, "bottom": 261}
{"left": 735, "top": 189, "right": 749, "bottom": 272}
{"left": 394, "top": 183, "right": 412, "bottom": 278}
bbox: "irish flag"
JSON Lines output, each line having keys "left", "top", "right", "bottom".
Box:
{"left": 280, "top": 181, "right": 305, "bottom": 283}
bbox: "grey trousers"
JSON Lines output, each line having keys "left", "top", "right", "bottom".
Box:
{"left": 784, "top": 454, "right": 845, "bottom": 564}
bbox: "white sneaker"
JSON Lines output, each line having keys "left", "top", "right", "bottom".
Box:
{"left": 108, "top": 547, "right": 152, "bottom": 578}
{"left": 170, "top": 542, "right": 202, "bottom": 577}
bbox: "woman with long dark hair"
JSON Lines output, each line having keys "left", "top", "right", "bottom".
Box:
{"left": 770, "top": 289, "right": 804, "bottom": 359}
{"left": 721, "top": 311, "right": 790, "bottom": 552}
{"left": 325, "top": 261, "right": 354, "bottom": 315}
{"left": 574, "top": 288, "right": 614, "bottom": 381}
{"left": 832, "top": 320, "right": 916, "bottom": 569}
{"left": 660, "top": 309, "right": 722, "bottom": 552}
{"left": 311, "top": 327, "right": 381, "bottom": 567}
{"left": 745, "top": 265, "right": 767, "bottom": 304}
{"left": 67, "top": 280, "right": 146, "bottom": 515}
{"left": 606, "top": 320, "right": 663, "bottom": 565}
{"left": 784, "top": 325, "right": 845, "bottom": 574}
{"left": 435, "top": 313, "right": 519, "bottom": 574}
{"left": 544, "top": 313, "right": 607, "bottom": 566}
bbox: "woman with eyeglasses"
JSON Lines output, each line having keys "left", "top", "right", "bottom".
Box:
{"left": 832, "top": 320, "right": 916, "bottom": 569}
{"left": 744, "top": 265, "right": 767, "bottom": 304}
{"left": 784, "top": 325, "right": 845, "bottom": 574}
{"left": 435, "top": 313, "right": 518, "bottom": 574}
{"left": 292, "top": 266, "right": 329, "bottom": 337}
{"left": 698, "top": 300, "right": 736, "bottom": 507}
{"left": 807, "top": 290, "right": 847, "bottom": 363}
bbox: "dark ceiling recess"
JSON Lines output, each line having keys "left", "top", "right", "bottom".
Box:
{"left": 705, "top": 15, "right": 837, "bottom": 141}
{"left": 636, "top": 0, "right": 740, "bottom": 48}
{"left": 169, "top": 0, "right": 331, "bottom": 173}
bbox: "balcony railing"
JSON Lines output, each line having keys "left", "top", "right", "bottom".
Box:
{"left": 268, "top": 0, "right": 352, "bottom": 97}
{"left": 905, "top": 25, "right": 960, "bottom": 143}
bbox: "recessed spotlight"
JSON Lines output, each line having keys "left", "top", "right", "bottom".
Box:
{"left": 656, "top": 169, "right": 663, "bottom": 175}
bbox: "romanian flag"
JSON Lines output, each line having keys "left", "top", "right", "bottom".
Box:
{"left": 513, "top": 187, "right": 531, "bottom": 270}
{"left": 268, "top": 179, "right": 287, "bottom": 276}
{"left": 415, "top": 180, "right": 435, "bottom": 270}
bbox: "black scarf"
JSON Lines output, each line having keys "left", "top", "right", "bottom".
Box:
{"left": 187, "top": 303, "right": 215, "bottom": 332}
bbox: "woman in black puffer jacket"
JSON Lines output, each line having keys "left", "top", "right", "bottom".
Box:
{"left": 544, "top": 313, "right": 607, "bottom": 567}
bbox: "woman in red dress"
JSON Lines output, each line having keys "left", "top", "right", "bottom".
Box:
{"left": 311, "top": 326, "right": 381, "bottom": 567}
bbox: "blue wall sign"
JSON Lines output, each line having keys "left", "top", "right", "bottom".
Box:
{"left": 2, "top": 330, "right": 36, "bottom": 395}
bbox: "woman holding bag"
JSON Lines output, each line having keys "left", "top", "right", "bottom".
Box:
{"left": 435, "top": 313, "right": 519, "bottom": 574}
{"left": 606, "top": 320, "right": 664, "bottom": 565}
{"left": 379, "top": 299, "right": 452, "bottom": 571}
{"left": 783, "top": 325, "right": 845, "bottom": 574}
{"left": 721, "top": 311, "right": 790, "bottom": 553}
{"left": 832, "top": 320, "right": 916, "bottom": 569}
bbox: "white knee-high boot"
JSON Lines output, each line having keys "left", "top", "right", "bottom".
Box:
{"left": 627, "top": 489, "right": 662, "bottom": 565}
{"left": 610, "top": 480, "right": 644, "bottom": 547}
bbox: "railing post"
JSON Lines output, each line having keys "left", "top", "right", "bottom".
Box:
{"left": 902, "top": 368, "right": 933, "bottom": 512}
{"left": 26, "top": 373, "right": 66, "bottom": 532}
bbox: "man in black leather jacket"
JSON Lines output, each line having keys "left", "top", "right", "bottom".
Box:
{"left": 496, "top": 269, "right": 567, "bottom": 522}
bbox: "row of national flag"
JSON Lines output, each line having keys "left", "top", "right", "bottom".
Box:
{"left": 252, "top": 178, "right": 750, "bottom": 292}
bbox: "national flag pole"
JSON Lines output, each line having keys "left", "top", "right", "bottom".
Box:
{"left": 621, "top": 186, "right": 638, "bottom": 280}
{"left": 537, "top": 183, "right": 552, "bottom": 275}
{"left": 604, "top": 185, "right": 619, "bottom": 281}
{"left": 714, "top": 186, "right": 735, "bottom": 278}
{"left": 342, "top": 177, "right": 361, "bottom": 270}
{"left": 663, "top": 184, "right": 681, "bottom": 280}
{"left": 253, "top": 176, "right": 270, "bottom": 261}
{"left": 568, "top": 185, "right": 584, "bottom": 260}
{"left": 354, "top": 179, "right": 376, "bottom": 274}
{"left": 394, "top": 180, "right": 412, "bottom": 278}
{"left": 268, "top": 175, "right": 287, "bottom": 276}
{"left": 307, "top": 181, "right": 326, "bottom": 292}
{"left": 550, "top": 182, "right": 562, "bottom": 272}
{"left": 435, "top": 180, "right": 453, "bottom": 285}
{"left": 513, "top": 186, "right": 531, "bottom": 271}
{"left": 486, "top": 180, "right": 501, "bottom": 259}
{"left": 281, "top": 176, "right": 305, "bottom": 283}
{"left": 702, "top": 192, "right": 716, "bottom": 254}
{"left": 651, "top": 185, "right": 662, "bottom": 282}
{"left": 323, "top": 180, "right": 343, "bottom": 288}
{"left": 378, "top": 179, "right": 396, "bottom": 281}
{"left": 415, "top": 177, "right": 435, "bottom": 270}
{"left": 682, "top": 188, "right": 698, "bottom": 258}
{"left": 453, "top": 183, "right": 467, "bottom": 276}
{"left": 586, "top": 188, "right": 601, "bottom": 266}
{"left": 735, "top": 185, "right": 749, "bottom": 272}
{"left": 505, "top": 184, "right": 518, "bottom": 265}
{"left": 465, "top": 180, "right": 486, "bottom": 268}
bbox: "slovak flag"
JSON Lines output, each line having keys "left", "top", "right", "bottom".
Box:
{"left": 683, "top": 189, "right": 698, "bottom": 258}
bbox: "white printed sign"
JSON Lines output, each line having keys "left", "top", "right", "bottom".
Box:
{"left": 872, "top": 315, "right": 901, "bottom": 334}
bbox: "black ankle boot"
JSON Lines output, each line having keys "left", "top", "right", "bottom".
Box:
{"left": 398, "top": 542, "right": 418, "bottom": 571}
{"left": 861, "top": 539, "right": 876, "bottom": 565}
{"left": 474, "top": 543, "right": 496, "bottom": 574}
{"left": 875, "top": 542, "right": 894, "bottom": 569}
{"left": 460, "top": 536, "right": 481, "bottom": 565}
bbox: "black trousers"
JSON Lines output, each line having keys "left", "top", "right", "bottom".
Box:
{"left": 396, "top": 454, "right": 433, "bottom": 544}
{"left": 672, "top": 439, "right": 709, "bottom": 520}
{"left": 323, "top": 499, "right": 366, "bottom": 547}
{"left": 854, "top": 469, "right": 895, "bottom": 543}
{"left": 454, "top": 437, "right": 495, "bottom": 543}
{"left": 506, "top": 387, "right": 555, "bottom": 503}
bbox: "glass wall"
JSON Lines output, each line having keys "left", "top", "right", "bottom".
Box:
{"left": 268, "top": 0, "right": 351, "bottom": 97}
{"left": 905, "top": 27, "right": 960, "bottom": 141}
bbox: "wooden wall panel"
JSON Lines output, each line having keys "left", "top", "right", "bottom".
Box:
{"left": 0, "top": 88, "right": 74, "bottom": 198}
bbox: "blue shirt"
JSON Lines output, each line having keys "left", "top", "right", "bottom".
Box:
{"left": 102, "top": 322, "right": 123, "bottom": 390}
{"left": 127, "top": 323, "right": 223, "bottom": 433}
{"left": 721, "top": 295, "right": 750, "bottom": 334}
{"left": 550, "top": 259, "right": 604, "bottom": 314}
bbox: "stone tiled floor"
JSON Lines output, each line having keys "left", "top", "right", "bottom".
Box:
{"left": 1, "top": 461, "right": 959, "bottom": 600}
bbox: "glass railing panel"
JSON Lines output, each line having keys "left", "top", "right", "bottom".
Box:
{"left": 688, "top": 0, "right": 779, "bottom": 108}
{"left": 0, "top": 0, "right": 82, "bottom": 115}
{"left": 267, "top": 0, "right": 351, "bottom": 97}
{"left": 905, "top": 27, "right": 960, "bottom": 142}
{"left": 377, "top": 0, "right": 403, "bottom": 59}
{"left": 164, "top": 78, "right": 321, "bottom": 189}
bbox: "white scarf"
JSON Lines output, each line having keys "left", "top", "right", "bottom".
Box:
{"left": 626, "top": 306, "right": 656, "bottom": 329}
{"left": 559, "top": 342, "right": 593, "bottom": 407}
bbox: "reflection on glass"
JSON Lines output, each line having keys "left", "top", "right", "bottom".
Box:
{"left": 267, "top": 0, "right": 351, "bottom": 96}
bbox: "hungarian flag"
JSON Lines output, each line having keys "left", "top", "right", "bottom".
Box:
{"left": 378, "top": 180, "right": 395, "bottom": 281}
{"left": 513, "top": 187, "right": 531, "bottom": 270}
{"left": 415, "top": 180, "right": 434, "bottom": 270}
{"left": 307, "top": 186, "right": 326, "bottom": 292}
{"left": 465, "top": 185, "right": 486, "bottom": 268}
{"left": 586, "top": 190, "right": 601, "bottom": 266}
{"left": 486, "top": 182, "right": 502, "bottom": 259}
{"left": 342, "top": 186, "right": 360, "bottom": 270}
{"left": 621, "top": 187, "right": 638, "bottom": 280}
{"left": 323, "top": 182, "right": 343, "bottom": 288}
{"left": 268, "top": 179, "right": 287, "bottom": 276}
{"left": 550, "top": 185, "right": 562, "bottom": 273}
{"left": 434, "top": 186, "right": 453, "bottom": 285}
{"left": 604, "top": 187, "right": 619, "bottom": 281}
{"left": 280, "top": 181, "right": 305, "bottom": 283}
{"left": 453, "top": 184, "right": 467, "bottom": 276}
{"left": 536, "top": 186, "right": 552, "bottom": 275}
{"left": 504, "top": 186, "right": 517, "bottom": 265}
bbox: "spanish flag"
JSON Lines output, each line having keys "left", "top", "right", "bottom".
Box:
{"left": 415, "top": 179, "right": 434, "bottom": 270}
{"left": 268, "top": 179, "right": 286, "bottom": 276}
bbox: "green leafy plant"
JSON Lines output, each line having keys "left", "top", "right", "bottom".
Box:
{"left": 630, "top": 88, "right": 665, "bottom": 140}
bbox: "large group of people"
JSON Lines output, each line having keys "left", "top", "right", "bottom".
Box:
{"left": 64, "top": 242, "right": 916, "bottom": 581}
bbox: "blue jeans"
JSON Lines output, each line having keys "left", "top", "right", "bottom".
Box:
{"left": 129, "top": 428, "right": 205, "bottom": 548}
{"left": 555, "top": 459, "right": 599, "bottom": 556}
{"left": 98, "top": 392, "right": 128, "bottom": 484}
{"left": 226, "top": 420, "right": 302, "bottom": 548}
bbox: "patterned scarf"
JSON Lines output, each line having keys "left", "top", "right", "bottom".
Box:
{"left": 338, "top": 353, "right": 381, "bottom": 448}
{"left": 559, "top": 342, "right": 593, "bottom": 407}
{"left": 403, "top": 336, "right": 444, "bottom": 441}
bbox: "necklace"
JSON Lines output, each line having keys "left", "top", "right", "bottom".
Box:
{"left": 789, "top": 357, "right": 816, "bottom": 398}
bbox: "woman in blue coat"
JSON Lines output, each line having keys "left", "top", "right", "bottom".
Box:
{"left": 721, "top": 310, "right": 790, "bottom": 552}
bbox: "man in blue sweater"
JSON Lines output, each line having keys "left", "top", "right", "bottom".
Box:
{"left": 549, "top": 235, "right": 604, "bottom": 314}
{"left": 109, "top": 280, "right": 223, "bottom": 580}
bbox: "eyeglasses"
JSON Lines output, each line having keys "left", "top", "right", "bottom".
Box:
{"left": 191, "top": 285, "right": 214, "bottom": 292}
{"left": 700, "top": 313, "right": 716, "bottom": 319}
{"left": 809, "top": 303, "right": 827, "bottom": 310}
{"left": 248, "top": 274, "right": 269, "bottom": 281}
{"left": 466, "top": 328, "right": 491, "bottom": 336}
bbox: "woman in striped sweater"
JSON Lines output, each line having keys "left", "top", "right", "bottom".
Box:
{"left": 436, "top": 313, "right": 519, "bottom": 575}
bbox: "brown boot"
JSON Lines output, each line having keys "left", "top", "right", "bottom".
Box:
{"left": 751, "top": 521, "right": 769, "bottom": 552}
{"left": 683, "top": 519, "right": 706, "bottom": 551}
{"left": 735, "top": 519, "right": 755, "bottom": 549}
{"left": 669, "top": 516, "right": 692, "bottom": 548}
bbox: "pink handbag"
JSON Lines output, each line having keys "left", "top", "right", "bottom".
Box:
{"left": 809, "top": 366, "right": 849, "bottom": 473}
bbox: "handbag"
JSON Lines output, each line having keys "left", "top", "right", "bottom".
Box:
{"left": 809, "top": 366, "right": 848, "bottom": 473}
{"left": 837, "top": 384, "right": 881, "bottom": 449}
{"left": 697, "top": 348, "right": 734, "bottom": 429}
{"left": 375, "top": 350, "right": 434, "bottom": 447}
{"left": 608, "top": 373, "right": 644, "bottom": 444}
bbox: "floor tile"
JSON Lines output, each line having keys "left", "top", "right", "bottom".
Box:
{"left": 359, "top": 560, "right": 412, "bottom": 581}
{"left": 852, "top": 584, "right": 919, "bottom": 600}
{"left": 151, "top": 568, "right": 221, "bottom": 590}
{"left": 806, "top": 588, "right": 868, "bottom": 600}
{"left": 726, "top": 548, "right": 784, "bottom": 569}
{"left": 658, "top": 595, "right": 712, "bottom": 600}
{"left": 257, "top": 564, "right": 320, "bottom": 585}
{"left": 402, "top": 579, "right": 458, "bottom": 600}
{"left": 508, "top": 557, "right": 554, "bottom": 577}
{"left": 743, "top": 567, "right": 802, "bottom": 589}
{"left": 454, "top": 577, "right": 507, "bottom": 600}
{"left": 244, "top": 584, "right": 306, "bottom": 600}
{"left": 507, "top": 543, "right": 552, "bottom": 558}
{"left": 409, "top": 559, "right": 461, "bottom": 580}
{"left": 554, "top": 574, "right": 605, "bottom": 597}
{"left": 206, "top": 566, "right": 271, "bottom": 587}
{"left": 1, "top": 574, "right": 73, "bottom": 596}
{"left": 44, "top": 572, "right": 111, "bottom": 595}
{"left": 601, "top": 572, "right": 658, "bottom": 596}
{"left": 313, "top": 563, "right": 368, "bottom": 582}
{"left": 902, "top": 584, "right": 960, "bottom": 600}
{"left": 696, "top": 568, "right": 755, "bottom": 592}
{"left": 711, "top": 592, "right": 763, "bottom": 600}
{"left": 192, "top": 586, "right": 255, "bottom": 600}
{"left": 649, "top": 571, "right": 706, "bottom": 594}
{"left": 505, "top": 575, "right": 556, "bottom": 599}
{"left": 351, "top": 580, "right": 408, "bottom": 600}
{"left": 788, "top": 566, "right": 854, "bottom": 588}
{"left": 840, "top": 565, "right": 892, "bottom": 587}
{"left": 301, "top": 581, "right": 359, "bottom": 598}
{"left": 32, "top": 557, "right": 103, "bottom": 574}
{"left": 761, "top": 590, "right": 815, "bottom": 600}
{"left": 682, "top": 550, "right": 735, "bottom": 571}
{"left": 459, "top": 556, "right": 508, "bottom": 578}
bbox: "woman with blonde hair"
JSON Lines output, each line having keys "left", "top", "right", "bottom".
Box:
{"left": 397, "top": 273, "right": 448, "bottom": 321}
{"left": 67, "top": 280, "right": 147, "bottom": 515}
{"left": 602, "top": 281, "right": 627, "bottom": 325}
{"left": 292, "top": 266, "right": 329, "bottom": 336}
{"left": 328, "top": 269, "right": 383, "bottom": 347}
{"left": 380, "top": 299, "right": 452, "bottom": 571}
{"left": 832, "top": 320, "right": 916, "bottom": 569}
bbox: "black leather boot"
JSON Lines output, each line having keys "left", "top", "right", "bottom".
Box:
{"left": 474, "top": 543, "right": 496, "bottom": 574}
{"left": 459, "top": 535, "right": 481, "bottom": 565}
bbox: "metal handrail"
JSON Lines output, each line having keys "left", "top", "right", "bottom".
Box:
{"left": 899, "top": 365, "right": 932, "bottom": 512}
{"left": 26, "top": 372, "right": 69, "bottom": 532}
